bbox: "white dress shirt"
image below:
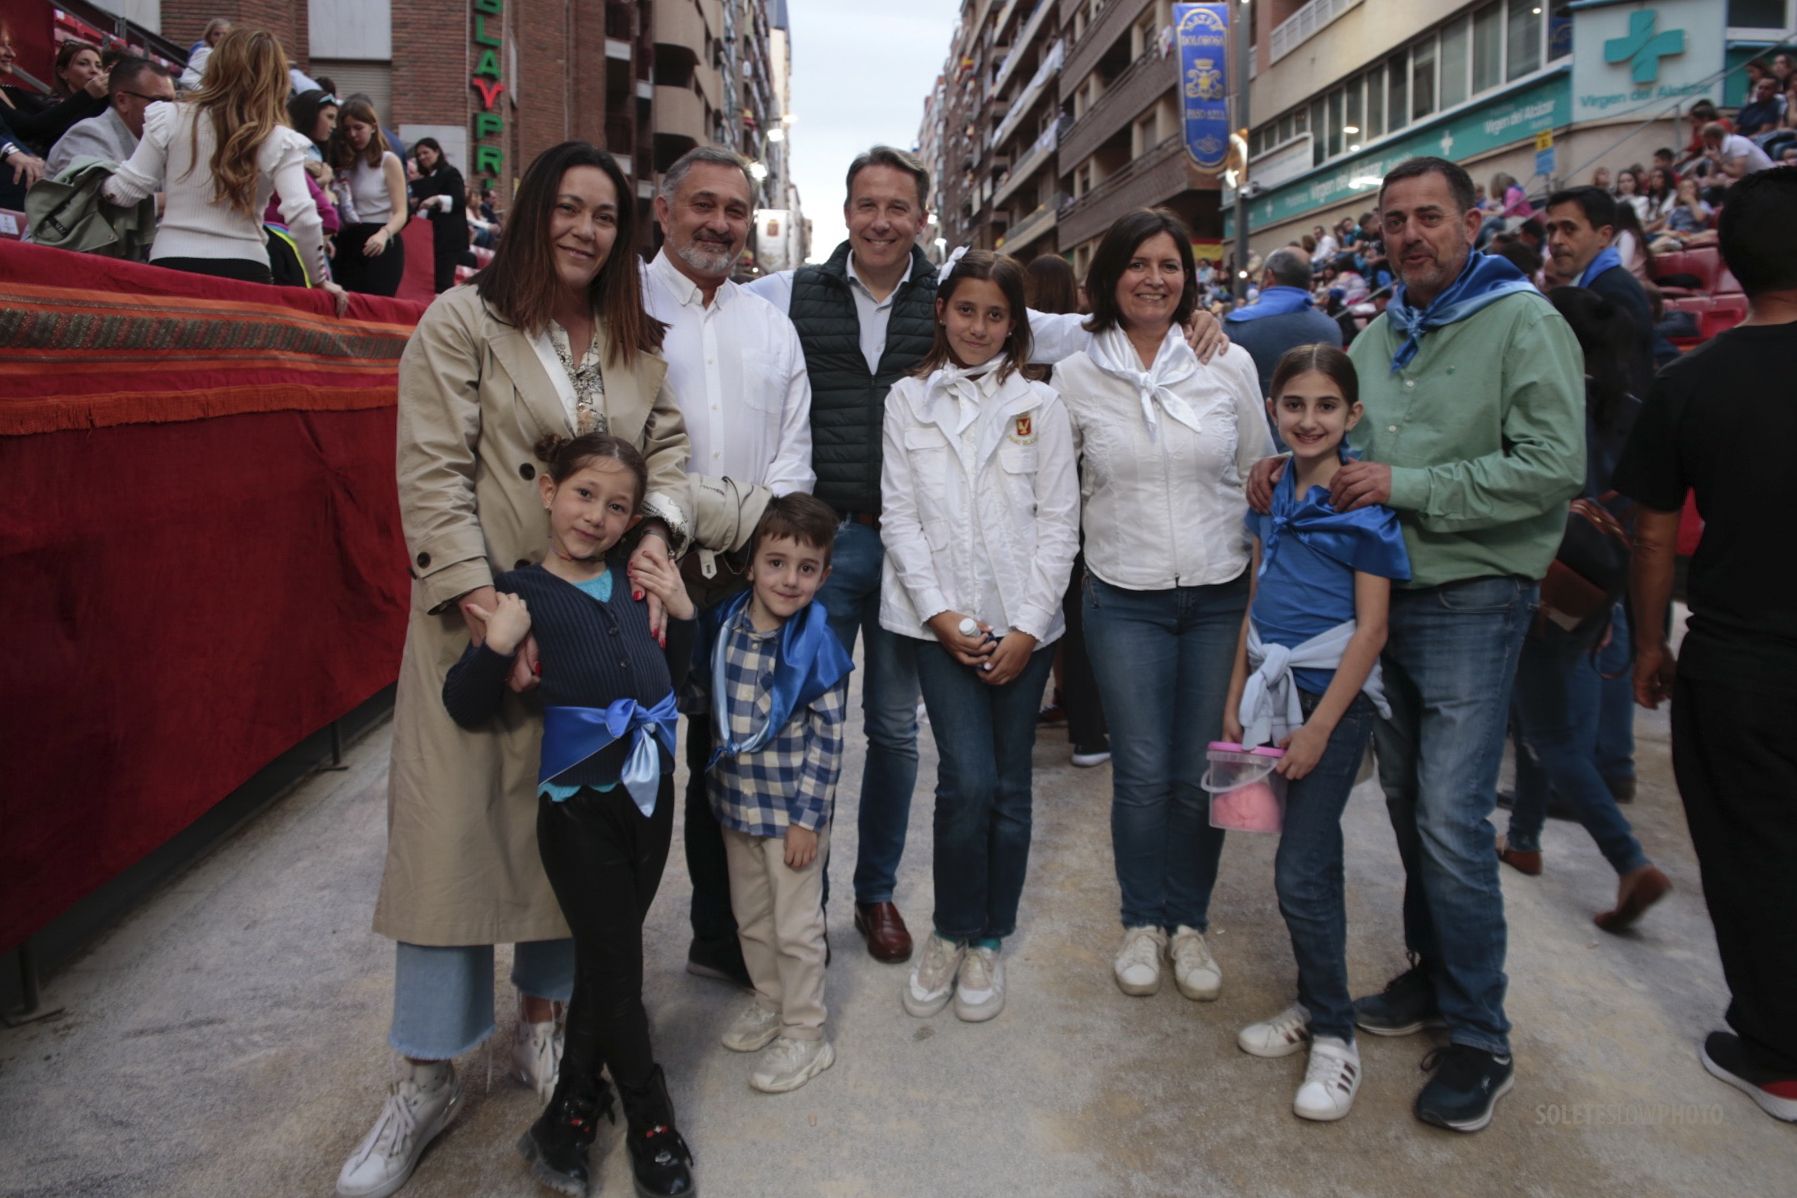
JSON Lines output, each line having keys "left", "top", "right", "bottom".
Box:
{"left": 1056, "top": 336, "right": 1271, "bottom": 591}
{"left": 744, "top": 251, "right": 916, "bottom": 373}
{"left": 879, "top": 364, "right": 1080, "bottom": 644}
{"left": 644, "top": 250, "right": 814, "bottom": 497}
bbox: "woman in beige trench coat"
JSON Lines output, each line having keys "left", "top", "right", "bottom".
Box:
{"left": 336, "top": 142, "right": 691, "bottom": 1198}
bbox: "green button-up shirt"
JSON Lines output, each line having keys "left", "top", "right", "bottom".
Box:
{"left": 1346, "top": 291, "right": 1586, "bottom": 589}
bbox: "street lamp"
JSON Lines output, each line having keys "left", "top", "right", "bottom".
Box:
{"left": 748, "top": 161, "right": 769, "bottom": 181}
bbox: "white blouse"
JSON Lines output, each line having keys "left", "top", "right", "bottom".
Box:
{"left": 1056, "top": 338, "right": 1271, "bottom": 591}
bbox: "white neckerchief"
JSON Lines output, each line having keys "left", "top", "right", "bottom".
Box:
{"left": 925, "top": 356, "right": 1006, "bottom": 438}
{"left": 1089, "top": 325, "right": 1201, "bottom": 439}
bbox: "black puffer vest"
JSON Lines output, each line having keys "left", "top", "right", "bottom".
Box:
{"left": 788, "top": 241, "right": 938, "bottom": 514}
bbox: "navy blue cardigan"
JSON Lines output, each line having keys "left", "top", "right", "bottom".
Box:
{"left": 442, "top": 562, "right": 692, "bottom": 789}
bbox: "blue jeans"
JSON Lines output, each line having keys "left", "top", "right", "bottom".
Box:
{"left": 1594, "top": 603, "right": 1637, "bottom": 788}
{"left": 1083, "top": 571, "right": 1247, "bottom": 931}
{"left": 815, "top": 519, "right": 920, "bottom": 905}
{"left": 1507, "top": 622, "right": 1651, "bottom": 876}
{"left": 389, "top": 939, "right": 575, "bottom": 1060}
{"left": 915, "top": 642, "right": 1056, "bottom": 941}
{"left": 1375, "top": 575, "right": 1534, "bottom": 1056}
{"left": 1276, "top": 691, "right": 1379, "bottom": 1044}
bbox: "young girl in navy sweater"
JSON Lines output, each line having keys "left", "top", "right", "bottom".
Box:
{"left": 443, "top": 432, "right": 697, "bottom": 1198}
{"left": 1222, "top": 344, "right": 1410, "bottom": 1122}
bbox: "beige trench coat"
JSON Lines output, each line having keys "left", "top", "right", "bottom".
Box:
{"left": 373, "top": 284, "right": 691, "bottom": 946}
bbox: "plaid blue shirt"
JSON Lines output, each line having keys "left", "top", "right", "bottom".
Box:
{"left": 689, "top": 606, "right": 847, "bottom": 836}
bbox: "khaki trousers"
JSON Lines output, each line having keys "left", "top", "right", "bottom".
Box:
{"left": 722, "top": 823, "right": 830, "bottom": 1039}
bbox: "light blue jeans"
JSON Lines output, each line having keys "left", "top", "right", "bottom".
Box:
{"left": 389, "top": 939, "right": 574, "bottom": 1060}
{"left": 1082, "top": 571, "right": 1248, "bottom": 932}
{"left": 815, "top": 519, "right": 921, "bottom": 905}
{"left": 1375, "top": 575, "right": 1535, "bottom": 1057}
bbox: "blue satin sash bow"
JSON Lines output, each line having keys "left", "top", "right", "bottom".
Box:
{"left": 1259, "top": 452, "right": 1413, "bottom": 583}
{"left": 1578, "top": 245, "right": 1623, "bottom": 289}
{"left": 540, "top": 693, "right": 679, "bottom": 816}
{"left": 1385, "top": 251, "right": 1536, "bottom": 372}
{"left": 696, "top": 591, "right": 853, "bottom": 770}
{"left": 1224, "top": 285, "right": 1313, "bottom": 323}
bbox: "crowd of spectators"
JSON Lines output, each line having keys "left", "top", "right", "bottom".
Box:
{"left": 0, "top": 16, "right": 499, "bottom": 301}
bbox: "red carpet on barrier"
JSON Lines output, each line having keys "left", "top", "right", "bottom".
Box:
{"left": 0, "top": 242, "right": 426, "bottom": 952}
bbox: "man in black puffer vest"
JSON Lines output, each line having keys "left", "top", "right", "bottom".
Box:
{"left": 746, "top": 146, "right": 939, "bottom": 964}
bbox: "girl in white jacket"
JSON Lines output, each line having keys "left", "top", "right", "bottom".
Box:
{"left": 880, "top": 251, "right": 1080, "bottom": 1024}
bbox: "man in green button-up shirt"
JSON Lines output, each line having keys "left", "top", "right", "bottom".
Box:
{"left": 1253, "top": 156, "right": 1584, "bottom": 1133}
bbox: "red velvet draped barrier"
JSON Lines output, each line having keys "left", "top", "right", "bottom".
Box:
{"left": 0, "top": 242, "right": 426, "bottom": 951}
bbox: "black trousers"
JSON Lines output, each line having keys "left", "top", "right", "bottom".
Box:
{"left": 1060, "top": 555, "right": 1108, "bottom": 750}
{"left": 663, "top": 611, "right": 739, "bottom": 948}
{"left": 156, "top": 255, "right": 273, "bottom": 285}
{"left": 1672, "top": 671, "right": 1797, "bottom": 1074}
{"left": 536, "top": 777, "right": 674, "bottom": 1096}
{"left": 334, "top": 222, "right": 406, "bottom": 296}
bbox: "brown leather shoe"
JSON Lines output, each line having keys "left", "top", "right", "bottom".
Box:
{"left": 853, "top": 901, "right": 913, "bottom": 963}
{"left": 1497, "top": 844, "right": 1542, "bottom": 876}
{"left": 1595, "top": 865, "right": 1671, "bottom": 933}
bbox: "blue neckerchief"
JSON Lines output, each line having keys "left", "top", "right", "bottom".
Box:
{"left": 694, "top": 591, "right": 853, "bottom": 770}
{"left": 1225, "top": 285, "right": 1312, "bottom": 324}
{"left": 539, "top": 693, "right": 679, "bottom": 816}
{"left": 1258, "top": 446, "right": 1412, "bottom": 582}
{"left": 1385, "top": 251, "right": 1536, "bottom": 372}
{"left": 1578, "top": 245, "right": 1623, "bottom": 289}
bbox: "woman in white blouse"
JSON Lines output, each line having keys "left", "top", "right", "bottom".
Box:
{"left": 1054, "top": 209, "right": 1273, "bottom": 1004}
{"left": 101, "top": 29, "right": 333, "bottom": 303}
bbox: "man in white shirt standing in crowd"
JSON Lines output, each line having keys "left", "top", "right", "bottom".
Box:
{"left": 45, "top": 57, "right": 174, "bottom": 178}
{"left": 744, "top": 146, "right": 940, "bottom": 965}
{"left": 645, "top": 146, "right": 815, "bottom": 987}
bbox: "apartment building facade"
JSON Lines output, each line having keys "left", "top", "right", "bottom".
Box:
{"left": 926, "top": 0, "right": 1794, "bottom": 272}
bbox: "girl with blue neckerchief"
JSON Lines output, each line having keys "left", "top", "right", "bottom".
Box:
{"left": 442, "top": 431, "right": 698, "bottom": 1198}
{"left": 1222, "top": 343, "right": 1411, "bottom": 1123}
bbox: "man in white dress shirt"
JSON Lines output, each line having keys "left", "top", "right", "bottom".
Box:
{"left": 645, "top": 145, "right": 815, "bottom": 987}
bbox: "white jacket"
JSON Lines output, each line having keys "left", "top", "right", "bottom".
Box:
{"left": 879, "top": 364, "right": 1080, "bottom": 645}
{"left": 1056, "top": 338, "right": 1270, "bottom": 591}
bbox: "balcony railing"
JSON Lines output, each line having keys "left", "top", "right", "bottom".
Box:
{"left": 1062, "top": 0, "right": 1154, "bottom": 101}
{"left": 1056, "top": 41, "right": 1171, "bottom": 171}
{"left": 1001, "top": 199, "right": 1058, "bottom": 251}
{"left": 1059, "top": 134, "right": 1192, "bottom": 246}
{"left": 1268, "top": 0, "right": 1364, "bottom": 65}
{"left": 991, "top": 39, "right": 1065, "bottom": 149}
{"left": 990, "top": 0, "right": 1056, "bottom": 98}
{"left": 993, "top": 117, "right": 1065, "bottom": 208}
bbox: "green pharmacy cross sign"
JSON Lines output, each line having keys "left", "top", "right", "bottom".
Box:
{"left": 1605, "top": 11, "right": 1684, "bottom": 85}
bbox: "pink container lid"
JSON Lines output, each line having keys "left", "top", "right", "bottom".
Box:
{"left": 1208, "top": 740, "right": 1286, "bottom": 758}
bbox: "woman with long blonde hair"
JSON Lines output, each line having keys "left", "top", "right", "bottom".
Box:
{"left": 101, "top": 28, "right": 337, "bottom": 302}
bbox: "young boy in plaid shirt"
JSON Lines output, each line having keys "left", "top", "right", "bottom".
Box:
{"left": 687, "top": 494, "right": 852, "bottom": 1094}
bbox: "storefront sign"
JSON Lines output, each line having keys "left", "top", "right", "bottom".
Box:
{"left": 1226, "top": 72, "right": 1570, "bottom": 234}
{"left": 1174, "top": 4, "right": 1230, "bottom": 172}
{"left": 1569, "top": 0, "right": 1721, "bottom": 122}
{"left": 471, "top": 0, "right": 506, "bottom": 178}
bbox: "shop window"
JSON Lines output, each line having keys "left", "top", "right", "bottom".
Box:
{"left": 1726, "top": 0, "right": 1785, "bottom": 26}
{"left": 1440, "top": 18, "right": 1469, "bottom": 109}
{"left": 1365, "top": 64, "right": 1385, "bottom": 139}
{"left": 1507, "top": 0, "right": 1542, "bottom": 81}
{"left": 1473, "top": 3, "right": 1503, "bottom": 93}
{"left": 1411, "top": 37, "right": 1436, "bottom": 122}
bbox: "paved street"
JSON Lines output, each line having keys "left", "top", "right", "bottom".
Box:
{"left": 1, "top": 662, "right": 1786, "bottom": 1198}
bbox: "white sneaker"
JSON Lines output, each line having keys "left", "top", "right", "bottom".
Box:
{"left": 1070, "top": 747, "right": 1112, "bottom": 768}
{"left": 953, "top": 946, "right": 1005, "bottom": 1022}
{"left": 1169, "top": 925, "right": 1221, "bottom": 1001}
{"left": 1294, "top": 1036, "right": 1361, "bottom": 1122}
{"left": 750, "top": 1035, "right": 836, "bottom": 1094}
{"left": 902, "top": 933, "right": 965, "bottom": 1017}
{"left": 511, "top": 1018, "right": 561, "bottom": 1101}
{"left": 335, "top": 1067, "right": 461, "bottom": 1198}
{"left": 1238, "top": 1004, "right": 1311, "bottom": 1058}
{"left": 1112, "top": 925, "right": 1168, "bottom": 996}
{"left": 721, "top": 1000, "right": 782, "bottom": 1052}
